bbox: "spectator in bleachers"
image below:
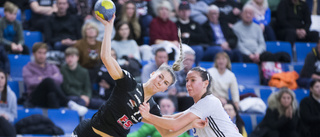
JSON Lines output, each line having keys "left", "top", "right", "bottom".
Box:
{"left": 141, "top": 48, "right": 168, "bottom": 83}
{"left": 170, "top": 50, "right": 195, "bottom": 111}
{"left": 61, "top": 47, "right": 104, "bottom": 109}
{"left": 0, "top": 70, "right": 16, "bottom": 137}
{"left": 150, "top": 1, "right": 179, "bottom": 47}
{"left": 22, "top": 42, "right": 88, "bottom": 116}
{"left": 276, "top": 0, "right": 319, "bottom": 44}
{"left": 245, "top": 0, "right": 276, "bottom": 41}
{"left": 223, "top": 101, "right": 247, "bottom": 137}
{"left": 151, "top": 0, "right": 180, "bottom": 22}
{"left": 44, "top": 0, "right": 81, "bottom": 51}
{"left": 134, "top": 0, "right": 154, "bottom": 38}
{"left": 28, "top": 0, "right": 57, "bottom": 31}
{"left": 176, "top": 1, "right": 208, "bottom": 65}
{"left": 202, "top": 5, "right": 242, "bottom": 62}
{"left": 74, "top": 22, "right": 101, "bottom": 84}
{"left": 297, "top": 40, "right": 320, "bottom": 89}
{"left": 257, "top": 87, "right": 299, "bottom": 137}
{"left": 0, "top": 1, "right": 29, "bottom": 55}
{"left": 115, "top": 1, "right": 141, "bottom": 44}
{"left": 127, "top": 98, "right": 192, "bottom": 137}
{"left": 67, "top": 0, "right": 92, "bottom": 19}
{"left": 299, "top": 80, "right": 320, "bottom": 137}
{"left": 306, "top": 0, "right": 320, "bottom": 15}
{"left": 112, "top": 21, "right": 141, "bottom": 81}
{"left": 208, "top": 52, "right": 239, "bottom": 109}
{"left": 188, "top": 0, "right": 209, "bottom": 25}
{"left": 211, "top": 0, "right": 241, "bottom": 26}
{"left": 114, "top": 0, "right": 129, "bottom": 17}
{"left": 0, "top": 48, "right": 10, "bottom": 75}
{"left": 233, "top": 5, "right": 291, "bottom": 63}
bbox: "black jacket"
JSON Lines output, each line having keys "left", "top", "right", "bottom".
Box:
{"left": 300, "top": 48, "right": 320, "bottom": 78}
{"left": 276, "top": 0, "right": 311, "bottom": 31}
{"left": 202, "top": 20, "right": 238, "bottom": 49}
{"left": 175, "top": 19, "right": 209, "bottom": 46}
{"left": 299, "top": 96, "right": 320, "bottom": 137}
{"left": 15, "top": 114, "right": 64, "bottom": 135}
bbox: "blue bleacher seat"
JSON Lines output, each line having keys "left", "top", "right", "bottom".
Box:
{"left": 8, "top": 54, "right": 31, "bottom": 81}
{"left": 199, "top": 61, "right": 213, "bottom": 69}
{"left": 239, "top": 88, "right": 256, "bottom": 96}
{"left": 256, "top": 114, "right": 264, "bottom": 125}
{"left": 260, "top": 89, "right": 273, "bottom": 105}
{"left": 23, "top": 30, "right": 43, "bottom": 54}
{"left": 240, "top": 114, "right": 253, "bottom": 135}
{"left": 48, "top": 109, "right": 80, "bottom": 134}
{"left": 294, "top": 89, "right": 310, "bottom": 104}
{"left": 0, "top": 8, "right": 22, "bottom": 21}
{"left": 232, "top": 63, "right": 260, "bottom": 86}
{"left": 7, "top": 80, "right": 19, "bottom": 98}
{"left": 293, "top": 63, "right": 304, "bottom": 74}
{"left": 143, "top": 36, "right": 150, "bottom": 45}
{"left": 295, "top": 42, "right": 317, "bottom": 63}
{"left": 24, "top": 9, "right": 32, "bottom": 21}
{"left": 15, "top": 108, "right": 43, "bottom": 123}
{"left": 266, "top": 41, "right": 293, "bottom": 60}
{"left": 84, "top": 109, "right": 98, "bottom": 119}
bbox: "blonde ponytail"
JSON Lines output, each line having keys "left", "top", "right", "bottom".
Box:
{"left": 172, "top": 28, "right": 184, "bottom": 71}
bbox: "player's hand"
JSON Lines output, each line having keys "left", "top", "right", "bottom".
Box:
{"left": 192, "top": 118, "right": 208, "bottom": 129}
{"left": 139, "top": 101, "right": 151, "bottom": 120}
{"left": 95, "top": 14, "right": 115, "bottom": 26}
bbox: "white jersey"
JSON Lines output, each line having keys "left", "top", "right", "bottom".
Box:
{"left": 185, "top": 95, "right": 243, "bottom": 137}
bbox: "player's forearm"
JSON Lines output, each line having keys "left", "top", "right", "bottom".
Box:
{"left": 144, "top": 114, "right": 188, "bottom": 131}
{"left": 155, "top": 121, "right": 193, "bottom": 137}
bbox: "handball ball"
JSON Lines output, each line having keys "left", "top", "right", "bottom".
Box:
{"left": 94, "top": 0, "right": 116, "bottom": 21}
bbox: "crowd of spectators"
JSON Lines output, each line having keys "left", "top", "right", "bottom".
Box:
{"left": 0, "top": 0, "right": 320, "bottom": 136}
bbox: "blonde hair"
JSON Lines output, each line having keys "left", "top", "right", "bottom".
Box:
{"left": 65, "top": 47, "right": 79, "bottom": 56}
{"left": 81, "top": 22, "right": 99, "bottom": 38}
{"left": 214, "top": 52, "right": 231, "bottom": 70}
{"left": 268, "top": 87, "right": 298, "bottom": 117}
{"left": 120, "top": 1, "right": 141, "bottom": 39}
{"left": 4, "top": 1, "right": 18, "bottom": 13}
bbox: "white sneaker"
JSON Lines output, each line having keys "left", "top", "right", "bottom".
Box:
{"left": 68, "top": 101, "right": 88, "bottom": 116}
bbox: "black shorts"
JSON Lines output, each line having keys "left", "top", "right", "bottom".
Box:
{"left": 72, "top": 119, "right": 100, "bottom": 137}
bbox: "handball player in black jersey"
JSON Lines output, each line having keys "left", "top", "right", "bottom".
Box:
{"left": 72, "top": 14, "right": 193, "bottom": 137}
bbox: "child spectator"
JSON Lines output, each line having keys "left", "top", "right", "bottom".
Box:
{"left": 0, "top": 1, "right": 29, "bottom": 55}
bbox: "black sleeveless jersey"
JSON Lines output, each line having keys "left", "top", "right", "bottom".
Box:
{"left": 91, "top": 70, "right": 161, "bottom": 137}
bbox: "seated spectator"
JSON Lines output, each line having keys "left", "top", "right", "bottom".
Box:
{"left": 141, "top": 48, "right": 168, "bottom": 83}
{"left": 0, "top": 48, "right": 10, "bottom": 75}
{"left": 176, "top": 1, "right": 208, "bottom": 65}
{"left": 67, "top": 0, "right": 92, "bottom": 19}
{"left": 208, "top": 52, "right": 240, "bottom": 109}
{"left": 96, "top": 49, "right": 117, "bottom": 100}
{"left": 134, "top": 0, "right": 154, "bottom": 38}
{"left": 299, "top": 80, "right": 320, "bottom": 137}
{"left": 74, "top": 22, "right": 101, "bottom": 84}
{"left": 114, "top": 0, "right": 129, "bottom": 17}
{"left": 151, "top": 0, "right": 180, "bottom": 22}
{"left": 28, "top": 0, "right": 57, "bottom": 31}
{"left": 127, "top": 98, "right": 192, "bottom": 137}
{"left": 61, "top": 47, "right": 104, "bottom": 109}
{"left": 245, "top": 0, "right": 276, "bottom": 41}
{"left": 202, "top": 5, "right": 242, "bottom": 62}
{"left": 297, "top": 40, "right": 320, "bottom": 89}
{"left": 188, "top": 0, "right": 209, "bottom": 25}
{"left": 223, "top": 101, "right": 247, "bottom": 137}
{"left": 170, "top": 50, "right": 195, "bottom": 111}
{"left": 276, "top": 0, "right": 319, "bottom": 44}
{"left": 233, "top": 5, "right": 291, "bottom": 63}
{"left": 306, "top": 0, "right": 320, "bottom": 15}
{"left": 84, "top": 5, "right": 115, "bottom": 41}
{"left": 111, "top": 21, "right": 141, "bottom": 81}
{"left": 0, "top": 2, "right": 29, "bottom": 55}
{"left": 256, "top": 87, "right": 299, "bottom": 137}
{"left": 44, "top": 0, "right": 81, "bottom": 51}
{"left": 115, "top": 1, "right": 141, "bottom": 44}
{"left": 0, "top": 70, "right": 16, "bottom": 137}
{"left": 22, "top": 42, "right": 88, "bottom": 116}
{"left": 212, "top": 0, "right": 241, "bottom": 25}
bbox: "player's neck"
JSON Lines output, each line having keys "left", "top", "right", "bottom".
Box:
{"left": 142, "top": 83, "right": 153, "bottom": 101}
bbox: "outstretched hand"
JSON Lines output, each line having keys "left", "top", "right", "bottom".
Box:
{"left": 95, "top": 14, "right": 116, "bottom": 27}
{"left": 192, "top": 118, "right": 208, "bottom": 129}
{"left": 139, "top": 101, "right": 151, "bottom": 120}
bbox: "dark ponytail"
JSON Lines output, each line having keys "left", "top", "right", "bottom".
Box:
{"left": 0, "top": 70, "right": 7, "bottom": 103}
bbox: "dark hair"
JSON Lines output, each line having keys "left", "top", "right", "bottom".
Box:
{"left": 225, "top": 101, "right": 245, "bottom": 134}
{"left": 0, "top": 69, "right": 8, "bottom": 103}
{"left": 155, "top": 48, "right": 167, "bottom": 56}
{"left": 310, "top": 80, "right": 320, "bottom": 89}
{"left": 113, "top": 21, "right": 134, "bottom": 41}
{"left": 190, "top": 67, "right": 212, "bottom": 99}
{"left": 32, "top": 42, "right": 48, "bottom": 53}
